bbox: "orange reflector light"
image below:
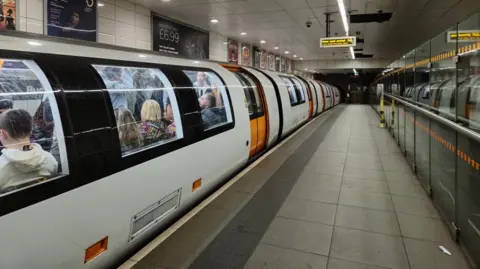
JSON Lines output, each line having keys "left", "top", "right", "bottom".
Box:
{"left": 192, "top": 178, "right": 202, "bottom": 191}
{"left": 84, "top": 236, "right": 108, "bottom": 263}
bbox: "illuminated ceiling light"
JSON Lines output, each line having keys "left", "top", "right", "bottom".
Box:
{"left": 304, "top": 68, "right": 308, "bottom": 71}
{"left": 285, "top": 51, "right": 290, "bottom": 54}
{"left": 193, "top": 61, "right": 200, "bottom": 64}
{"left": 138, "top": 54, "right": 147, "bottom": 58}
{"left": 260, "top": 40, "right": 266, "bottom": 44}
{"left": 337, "top": 0, "right": 349, "bottom": 35}
{"left": 223, "top": 41, "right": 228, "bottom": 45}
{"left": 240, "top": 32, "right": 247, "bottom": 35}
{"left": 350, "top": 47, "right": 355, "bottom": 59}
{"left": 27, "top": 41, "right": 42, "bottom": 46}
{"left": 161, "top": 0, "right": 171, "bottom": 2}
{"left": 210, "top": 19, "right": 219, "bottom": 23}
{"left": 274, "top": 46, "right": 279, "bottom": 50}
{"left": 97, "top": 2, "right": 104, "bottom": 7}
{"left": 300, "top": 57, "right": 303, "bottom": 60}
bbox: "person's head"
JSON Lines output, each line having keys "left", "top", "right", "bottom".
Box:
{"left": 0, "top": 109, "right": 33, "bottom": 148}
{"left": 115, "top": 107, "right": 141, "bottom": 141}
{"left": 196, "top": 72, "right": 207, "bottom": 84}
{"left": 70, "top": 12, "right": 79, "bottom": 25}
{"left": 199, "top": 93, "right": 216, "bottom": 109}
{"left": 0, "top": 99, "right": 13, "bottom": 114}
{"left": 141, "top": 100, "right": 161, "bottom": 122}
{"left": 7, "top": 9, "right": 12, "bottom": 15}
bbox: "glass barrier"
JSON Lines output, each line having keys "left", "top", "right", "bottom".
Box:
{"left": 370, "top": 10, "right": 480, "bottom": 267}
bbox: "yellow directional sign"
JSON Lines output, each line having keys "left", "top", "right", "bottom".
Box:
{"left": 447, "top": 30, "right": 480, "bottom": 43}
{"left": 320, "top": 36, "right": 357, "bottom": 48}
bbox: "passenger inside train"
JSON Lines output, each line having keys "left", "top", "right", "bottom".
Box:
{"left": 0, "top": 108, "right": 58, "bottom": 192}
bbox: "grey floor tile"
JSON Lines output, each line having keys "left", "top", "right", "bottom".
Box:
{"left": 387, "top": 180, "right": 428, "bottom": 199}
{"left": 330, "top": 227, "right": 409, "bottom": 269}
{"left": 303, "top": 162, "right": 345, "bottom": 177}
{"left": 327, "top": 258, "right": 390, "bottom": 269}
{"left": 384, "top": 171, "right": 420, "bottom": 185}
{"left": 404, "top": 238, "right": 471, "bottom": 269}
{"left": 298, "top": 173, "right": 343, "bottom": 187}
{"left": 347, "top": 143, "right": 379, "bottom": 155}
{"left": 335, "top": 205, "right": 400, "bottom": 235}
{"left": 397, "top": 213, "right": 452, "bottom": 242}
{"left": 312, "top": 151, "right": 347, "bottom": 161}
{"left": 244, "top": 244, "right": 328, "bottom": 269}
{"left": 309, "top": 155, "right": 347, "bottom": 167}
{"left": 261, "top": 217, "right": 333, "bottom": 256}
{"left": 339, "top": 188, "right": 394, "bottom": 211}
{"left": 277, "top": 198, "right": 337, "bottom": 225}
{"left": 345, "top": 154, "right": 383, "bottom": 170}
{"left": 344, "top": 167, "right": 385, "bottom": 181}
{"left": 289, "top": 182, "right": 340, "bottom": 204}
{"left": 391, "top": 195, "right": 440, "bottom": 218}
{"left": 342, "top": 177, "right": 389, "bottom": 194}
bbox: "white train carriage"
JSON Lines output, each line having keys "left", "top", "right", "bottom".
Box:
{"left": 0, "top": 33, "right": 340, "bottom": 269}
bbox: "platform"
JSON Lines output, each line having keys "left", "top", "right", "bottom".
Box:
{"left": 123, "top": 105, "right": 472, "bottom": 269}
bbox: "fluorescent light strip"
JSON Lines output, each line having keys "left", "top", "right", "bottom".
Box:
{"left": 349, "top": 47, "right": 355, "bottom": 59}
{"left": 337, "top": 0, "right": 349, "bottom": 35}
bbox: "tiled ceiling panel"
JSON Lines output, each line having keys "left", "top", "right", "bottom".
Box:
{"left": 136, "top": 0, "right": 480, "bottom": 61}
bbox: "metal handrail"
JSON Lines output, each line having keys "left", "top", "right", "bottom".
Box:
{"left": 385, "top": 93, "right": 480, "bottom": 143}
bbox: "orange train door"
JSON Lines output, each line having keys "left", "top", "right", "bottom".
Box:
{"left": 231, "top": 71, "right": 268, "bottom": 158}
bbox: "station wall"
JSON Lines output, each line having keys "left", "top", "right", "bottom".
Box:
{"left": 16, "top": 0, "right": 232, "bottom": 61}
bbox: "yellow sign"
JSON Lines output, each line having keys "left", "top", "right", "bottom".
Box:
{"left": 447, "top": 30, "right": 480, "bottom": 43}
{"left": 320, "top": 36, "right": 356, "bottom": 48}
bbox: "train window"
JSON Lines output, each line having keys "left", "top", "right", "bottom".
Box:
{"left": 290, "top": 77, "right": 306, "bottom": 103}
{"left": 183, "top": 70, "right": 233, "bottom": 130}
{"left": 233, "top": 73, "right": 255, "bottom": 117}
{"left": 0, "top": 59, "right": 68, "bottom": 195}
{"left": 92, "top": 65, "right": 183, "bottom": 156}
{"left": 239, "top": 73, "right": 264, "bottom": 115}
{"left": 438, "top": 79, "right": 456, "bottom": 119}
{"left": 421, "top": 85, "right": 431, "bottom": 99}
{"left": 466, "top": 76, "right": 480, "bottom": 126}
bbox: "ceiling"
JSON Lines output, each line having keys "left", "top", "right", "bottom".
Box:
{"left": 135, "top": 0, "right": 480, "bottom": 61}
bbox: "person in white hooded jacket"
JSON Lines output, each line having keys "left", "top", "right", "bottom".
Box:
{"left": 0, "top": 108, "right": 58, "bottom": 192}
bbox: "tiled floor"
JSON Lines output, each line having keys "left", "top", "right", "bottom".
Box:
{"left": 243, "top": 105, "right": 471, "bottom": 269}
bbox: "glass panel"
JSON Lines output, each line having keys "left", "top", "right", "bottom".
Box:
{"left": 280, "top": 76, "right": 298, "bottom": 105}
{"left": 0, "top": 59, "right": 67, "bottom": 194}
{"left": 405, "top": 50, "right": 416, "bottom": 167}
{"left": 290, "top": 77, "right": 306, "bottom": 103}
{"left": 429, "top": 24, "right": 458, "bottom": 227}
{"left": 456, "top": 11, "right": 480, "bottom": 267}
{"left": 93, "top": 65, "right": 183, "bottom": 155}
{"left": 415, "top": 40, "right": 431, "bottom": 188}
{"left": 184, "top": 70, "right": 233, "bottom": 130}
{"left": 239, "top": 73, "right": 264, "bottom": 115}
{"left": 233, "top": 73, "right": 255, "bottom": 117}
{"left": 399, "top": 70, "right": 406, "bottom": 153}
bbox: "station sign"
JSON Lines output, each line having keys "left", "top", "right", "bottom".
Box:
{"left": 320, "top": 36, "right": 356, "bottom": 48}
{"left": 447, "top": 30, "right": 480, "bottom": 43}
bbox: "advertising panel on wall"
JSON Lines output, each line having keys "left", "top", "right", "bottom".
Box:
{"left": 46, "top": 0, "right": 97, "bottom": 41}
{"left": 152, "top": 14, "right": 209, "bottom": 59}
{"left": 275, "top": 55, "right": 281, "bottom": 72}
{"left": 281, "top": 57, "right": 286, "bottom": 72}
{"left": 260, "top": 50, "right": 267, "bottom": 69}
{"left": 268, "top": 52, "right": 275, "bottom": 70}
{"left": 241, "top": 44, "right": 251, "bottom": 66}
{"left": 0, "top": 0, "right": 16, "bottom": 30}
{"left": 228, "top": 39, "right": 239, "bottom": 64}
{"left": 253, "top": 47, "right": 260, "bottom": 68}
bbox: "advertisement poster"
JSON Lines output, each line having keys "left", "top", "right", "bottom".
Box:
{"left": 286, "top": 59, "right": 291, "bottom": 73}
{"left": 268, "top": 52, "right": 275, "bottom": 70}
{"left": 241, "top": 44, "right": 250, "bottom": 66}
{"left": 281, "top": 57, "right": 286, "bottom": 72}
{"left": 152, "top": 14, "right": 209, "bottom": 59}
{"left": 260, "top": 50, "right": 267, "bottom": 69}
{"left": 0, "top": 0, "right": 16, "bottom": 30}
{"left": 253, "top": 47, "right": 260, "bottom": 68}
{"left": 46, "top": 0, "right": 97, "bottom": 41}
{"left": 228, "top": 39, "right": 238, "bottom": 64}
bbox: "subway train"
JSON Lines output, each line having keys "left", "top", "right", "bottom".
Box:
{"left": 0, "top": 34, "right": 341, "bottom": 269}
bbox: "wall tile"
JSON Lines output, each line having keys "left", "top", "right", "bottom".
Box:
{"left": 135, "top": 4, "right": 150, "bottom": 16}
{"left": 98, "top": 33, "right": 115, "bottom": 45}
{"left": 26, "top": 0, "right": 43, "bottom": 21}
{"left": 19, "top": 0, "right": 26, "bottom": 17}
{"left": 115, "top": 21, "right": 135, "bottom": 39}
{"left": 116, "top": 36, "right": 135, "bottom": 47}
{"left": 19, "top": 17, "right": 27, "bottom": 32}
{"left": 99, "top": 17, "right": 115, "bottom": 35}
{"left": 115, "top": 0, "right": 134, "bottom": 11}
{"left": 135, "top": 27, "right": 151, "bottom": 42}
{"left": 115, "top": 6, "right": 135, "bottom": 25}
{"left": 98, "top": 3, "right": 115, "bottom": 19}
{"left": 136, "top": 41, "right": 151, "bottom": 50}
{"left": 135, "top": 13, "right": 150, "bottom": 29}
{"left": 26, "top": 18, "right": 43, "bottom": 34}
